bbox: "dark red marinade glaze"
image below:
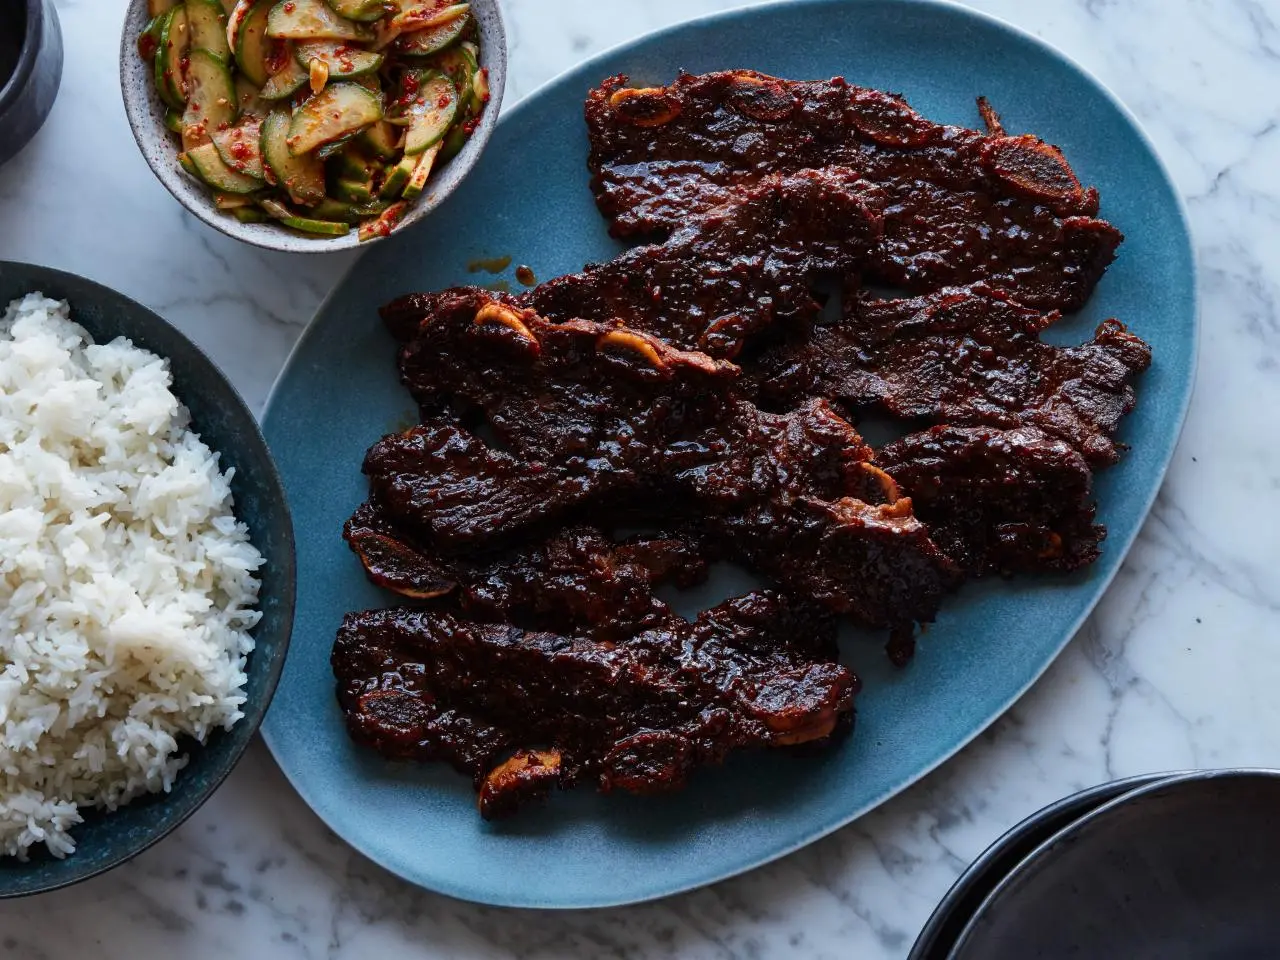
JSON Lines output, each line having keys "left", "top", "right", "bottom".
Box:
{"left": 585, "top": 70, "right": 1123, "bottom": 311}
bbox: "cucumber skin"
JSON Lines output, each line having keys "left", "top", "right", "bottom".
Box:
{"left": 285, "top": 82, "right": 383, "bottom": 156}
{"left": 281, "top": 215, "right": 351, "bottom": 235}
{"left": 187, "top": 0, "right": 231, "bottom": 62}
{"left": 234, "top": 0, "right": 275, "bottom": 87}
{"left": 188, "top": 142, "right": 260, "bottom": 193}
{"left": 403, "top": 72, "right": 457, "bottom": 155}
{"left": 323, "top": 0, "right": 387, "bottom": 23}
{"left": 262, "top": 108, "right": 327, "bottom": 204}
{"left": 154, "top": 8, "right": 189, "bottom": 111}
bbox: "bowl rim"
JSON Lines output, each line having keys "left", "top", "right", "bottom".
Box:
{"left": 944, "top": 768, "right": 1280, "bottom": 958}
{"left": 116, "top": 0, "right": 508, "bottom": 254}
{"left": 0, "top": 261, "right": 297, "bottom": 898}
{"left": 0, "top": 0, "right": 45, "bottom": 118}
{"left": 907, "top": 771, "right": 1188, "bottom": 960}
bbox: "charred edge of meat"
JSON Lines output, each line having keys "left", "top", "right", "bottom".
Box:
{"left": 347, "top": 497, "right": 712, "bottom": 637}
{"left": 332, "top": 595, "right": 858, "bottom": 816}
{"left": 386, "top": 169, "right": 884, "bottom": 362}
{"left": 878, "top": 425, "right": 1105, "bottom": 576}
{"left": 588, "top": 70, "right": 1101, "bottom": 215}
{"left": 752, "top": 283, "right": 1152, "bottom": 467}
{"left": 384, "top": 296, "right": 961, "bottom": 633}
{"left": 584, "top": 71, "right": 1122, "bottom": 310}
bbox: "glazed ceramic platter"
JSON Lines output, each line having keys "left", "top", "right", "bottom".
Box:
{"left": 260, "top": 0, "right": 1196, "bottom": 908}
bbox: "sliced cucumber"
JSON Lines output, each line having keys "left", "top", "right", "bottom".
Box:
{"left": 154, "top": 7, "right": 190, "bottom": 111}
{"left": 187, "top": 0, "right": 231, "bottom": 61}
{"left": 390, "top": 1, "right": 467, "bottom": 33}
{"left": 178, "top": 151, "right": 200, "bottom": 178}
{"left": 149, "top": 0, "right": 179, "bottom": 15}
{"left": 395, "top": 8, "right": 469, "bottom": 56}
{"left": 402, "top": 142, "right": 440, "bottom": 200}
{"left": 310, "top": 197, "right": 360, "bottom": 222}
{"left": 262, "top": 108, "right": 326, "bottom": 204}
{"left": 286, "top": 82, "right": 382, "bottom": 155}
{"left": 232, "top": 206, "right": 270, "bottom": 222}
{"left": 357, "top": 201, "right": 406, "bottom": 242}
{"left": 436, "top": 119, "right": 467, "bottom": 163}
{"left": 163, "top": 109, "right": 184, "bottom": 133}
{"left": 402, "top": 71, "right": 456, "bottom": 155}
{"left": 429, "top": 41, "right": 476, "bottom": 109}
{"left": 294, "top": 39, "right": 384, "bottom": 79}
{"left": 280, "top": 215, "right": 351, "bottom": 235}
{"left": 359, "top": 119, "right": 400, "bottom": 159}
{"left": 138, "top": 14, "right": 166, "bottom": 62}
{"left": 212, "top": 119, "right": 266, "bottom": 179}
{"left": 187, "top": 142, "right": 261, "bottom": 193}
{"left": 334, "top": 145, "right": 376, "bottom": 179}
{"left": 379, "top": 153, "right": 414, "bottom": 198}
{"left": 266, "top": 0, "right": 372, "bottom": 41}
{"left": 215, "top": 191, "right": 255, "bottom": 209}
{"left": 182, "top": 48, "right": 238, "bottom": 151}
{"left": 235, "top": 76, "right": 268, "bottom": 118}
{"left": 257, "top": 196, "right": 294, "bottom": 219}
{"left": 229, "top": 0, "right": 274, "bottom": 85}
{"left": 260, "top": 48, "right": 309, "bottom": 99}
{"left": 324, "top": 0, "right": 386, "bottom": 22}
{"left": 333, "top": 176, "right": 374, "bottom": 202}
{"left": 315, "top": 132, "right": 357, "bottom": 159}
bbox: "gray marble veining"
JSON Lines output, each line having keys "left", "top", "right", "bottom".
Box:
{"left": 0, "top": 0, "right": 1277, "bottom": 957}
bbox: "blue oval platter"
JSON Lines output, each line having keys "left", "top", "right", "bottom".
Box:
{"left": 260, "top": 0, "right": 1197, "bottom": 908}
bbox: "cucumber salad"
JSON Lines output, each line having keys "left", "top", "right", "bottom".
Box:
{"left": 137, "top": 0, "right": 490, "bottom": 241}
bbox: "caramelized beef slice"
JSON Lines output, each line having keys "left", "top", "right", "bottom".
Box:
{"left": 331, "top": 593, "right": 856, "bottom": 816}
{"left": 753, "top": 285, "right": 1152, "bottom": 465}
{"left": 878, "top": 425, "right": 1104, "bottom": 575}
{"left": 360, "top": 420, "right": 612, "bottom": 548}
{"left": 586, "top": 70, "right": 1122, "bottom": 311}
{"left": 383, "top": 167, "right": 883, "bottom": 360}
{"left": 525, "top": 167, "right": 883, "bottom": 357}
{"left": 346, "top": 500, "right": 710, "bottom": 638}
{"left": 382, "top": 302, "right": 959, "bottom": 628}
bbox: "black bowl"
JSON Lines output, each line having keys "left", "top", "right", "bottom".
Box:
{"left": 946, "top": 769, "right": 1280, "bottom": 959}
{"left": 0, "top": 263, "right": 296, "bottom": 897}
{"left": 0, "top": 0, "right": 62, "bottom": 167}
{"left": 908, "top": 773, "right": 1180, "bottom": 959}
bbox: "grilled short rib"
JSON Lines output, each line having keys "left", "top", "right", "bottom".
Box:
{"left": 332, "top": 593, "right": 856, "bottom": 818}
{"left": 383, "top": 166, "right": 884, "bottom": 360}
{"left": 585, "top": 70, "right": 1122, "bottom": 311}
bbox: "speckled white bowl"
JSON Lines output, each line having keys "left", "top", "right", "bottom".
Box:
{"left": 118, "top": 1, "right": 507, "bottom": 253}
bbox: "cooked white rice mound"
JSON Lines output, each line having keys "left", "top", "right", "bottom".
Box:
{"left": 0, "top": 293, "right": 263, "bottom": 859}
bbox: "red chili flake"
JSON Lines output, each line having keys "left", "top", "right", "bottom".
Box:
{"left": 230, "top": 141, "right": 252, "bottom": 161}
{"left": 402, "top": 74, "right": 420, "bottom": 95}
{"left": 436, "top": 93, "right": 450, "bottom": 108}
{"left": 462, "top": 117, "right": 479, "bottom": 135}
{"left": 282, "top": 1, "right": 295, "bottom": 11}
{"left": 179, "top": 56, "right": 190, "bottom": 70}
{"left": 137, "top": 35, "right": 158, "bottom": 60}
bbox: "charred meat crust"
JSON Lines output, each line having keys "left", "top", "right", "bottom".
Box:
{"left": 753, "top": 284, "right": 1152, "bottom": 466}
{"left": 585, "top": 70, "right": 1123, "bottom": 311}
{"left": 384, "top": 167, "right": 885, "bottom": 360}
{"left": 370, "top": 302, "right": 960, "bottom": 629}
{"left": 877, "top": 425, "right": 1105, "bottom": 576}
{"left": 332, "top": 593, "right": 856, "bottom": 818}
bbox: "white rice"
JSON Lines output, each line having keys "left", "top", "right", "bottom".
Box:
{"left": 0, "top": 293, "right": 263, "bottom": 859}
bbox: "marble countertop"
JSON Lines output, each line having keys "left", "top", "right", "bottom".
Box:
{"left": 1, "top": 0, "right": 1277, "bottom": 956}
